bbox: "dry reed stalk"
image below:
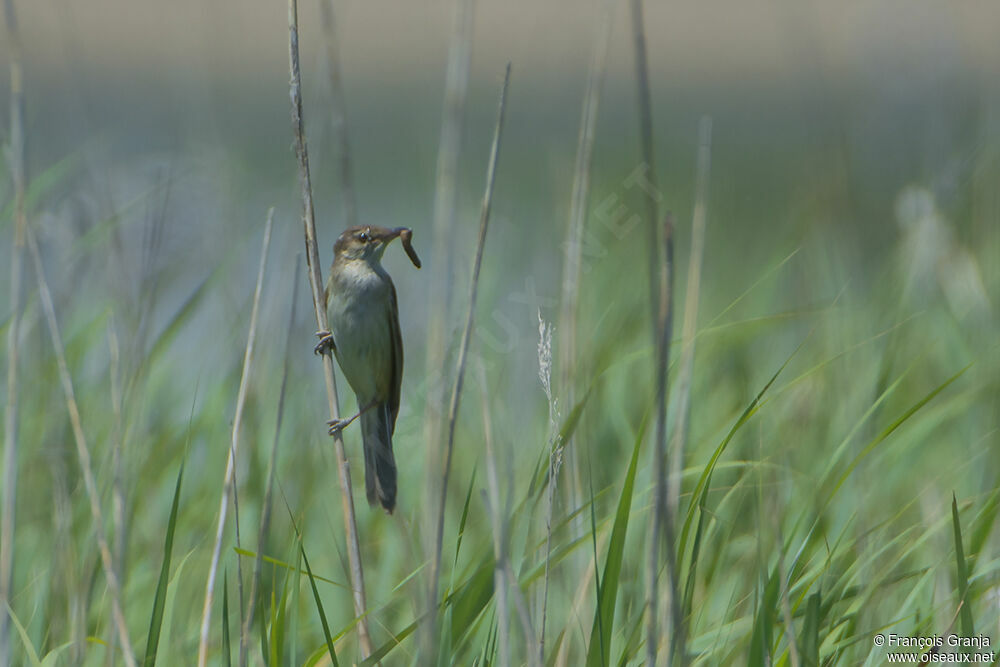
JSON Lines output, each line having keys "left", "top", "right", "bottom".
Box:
{"left": 423, "top": 0, "right": 474, "bottom": 551}
{"left": 476, "top": 361, "right": 511, "bottom": 667}
{"left": 776, "top": 519, "right": 801, "bottom": 667}
{"left": 240, "top": 256, "right": 301, "bottom": 667}
{"left": 627, "top": 1, "right": 686, "bottom": 661}
{"left": 108, "top": 317, "right": 126, "bottom": 665}
{"left": 646, "top": 215, "right": 685, "bottom": 665}
{"left": 667, "top": 117, "right": 712, "bottom": 525}
{"left": 476, "top": 359, "right": 540, "bottom": 664}
{"left": 1, "top": 0, "right": 27, "bottom": 661}
{"left": 550, "top": 2, "right": 616, "bottom": 657}
{"left": 196, "top": 210, "right": 273, "bottom": 666}
{"left": 287, "top": 0, "right": 374, "bottom": 656}
{"left": 630, "top": 0, "right": 661, "bottom": 323}
{"left": 27, "top": 227, "right": 136, "bottom": 667}
{"left": 427, "top": 63, "right": 511, "bottom": 657}
{"left": 554, "top": 526, "right": 609, "bottom": 667}
{"left": 558, "top": 0, "right": 617, "bottom": 530}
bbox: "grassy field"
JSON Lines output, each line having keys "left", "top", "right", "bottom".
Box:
{"left": 2, "top": 2, "right": 999, "bottom": 666}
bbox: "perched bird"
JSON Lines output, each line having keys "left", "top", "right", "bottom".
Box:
{"left": 315, "top": 225, "right": 421, "bottom": 513}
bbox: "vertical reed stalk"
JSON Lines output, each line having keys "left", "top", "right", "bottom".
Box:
{"left": 477, "top": 355, "right": 539, "bottom": 662}
{"left": 287, "top": 0, "right": 374, "bottom": 656}
{"left": 667, "top": 117, "right": 712, "bottom": 524}
{"left": 1, "top": 1, "right": 27, "bottom": 661}
{"left": 107, "top": 317, "right": 126, "bottom": 666}
{"left": 427, "top": 64, "right": 511, "bottom": 657}
{"left": 646, "top": 216, "right": 684, "bottom": 665}
{"left": 424, "top": 0, "right": 474, "bottom": 540}
{"left": 630, "top": 0, "right": 661, "bottom": 323}
{"left": 240, "top": 257, "right": 301, "bottom": 667}
{"left": 477, "top": 362, "right": 510, "bottom": 667}
{"left": 776, "top": 520, "right": 801, "bottom": 667}
{"left": 27, "top": 228, "right": 136, "bottom": 667}
{"left": 196, "top": 210, "right": 273, "bottom": 667}
{"left": 628, "top": 0, "right": 686, "bottom": 662}
{"left": 556, "top": 0, "right": 617, "bottom": 597}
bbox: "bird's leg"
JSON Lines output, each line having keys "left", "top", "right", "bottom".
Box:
{"left": 314, "top": 330, "right": 336, "bottom": 356}
{"left": 327, "top": 399, "right": 378, "bottom": 436}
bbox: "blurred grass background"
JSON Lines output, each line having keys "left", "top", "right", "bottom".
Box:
{"left": 1, "top": 0, "right": 998, "bottom": 665}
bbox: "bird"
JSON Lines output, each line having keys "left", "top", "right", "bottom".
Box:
{"left": 314, "top": 225, "right": 421, "bottom": 513}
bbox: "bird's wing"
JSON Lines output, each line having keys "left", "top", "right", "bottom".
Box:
{"left": 386, "top": 278, "right": 403, "bottom": 432}
{"left": 323, "top": 270, "right": 334, "bottom": 309}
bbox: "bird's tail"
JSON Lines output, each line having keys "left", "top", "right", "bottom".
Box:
{"left": 361, "top": 401, "right": 397, "bottom": 513}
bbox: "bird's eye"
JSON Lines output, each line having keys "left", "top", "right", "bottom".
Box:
{"left": 358, "top": 232, "right": 369, "bottom": 243}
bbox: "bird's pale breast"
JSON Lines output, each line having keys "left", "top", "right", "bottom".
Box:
{"left": 329, "top": 260, "right": 395, "bottom": 404}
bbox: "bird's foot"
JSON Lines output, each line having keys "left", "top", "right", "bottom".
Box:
{"left": 327, "top": 418, "right": 349, "bottom": 436}
{"left": 314, "top": 330, "right": 335, "bottom": 356}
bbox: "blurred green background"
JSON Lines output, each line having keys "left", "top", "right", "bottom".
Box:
{"left": 1, "top": 0, "right": 998, "bottom": 664}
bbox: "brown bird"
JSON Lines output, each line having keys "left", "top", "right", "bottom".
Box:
{"left": 314, "top": 225, "right": 421, "bottom": 513}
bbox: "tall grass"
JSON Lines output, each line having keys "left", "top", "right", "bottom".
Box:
{"left": 1, "top": 0, "right": 27, "bottom": 662}
{"left": 196, "top": 209, "right": 273, "bottom": 666}
{"left": 28, "top": 224, "right": 135, "bottom": 665}
{"left": 1, "top": 2, "right": 998, "bottom": 666}
{"left": 427, "top": 63, "right": 511, "bottom": 661}
{"left": 286, "top": 0, "right": 372, "bottom": 655}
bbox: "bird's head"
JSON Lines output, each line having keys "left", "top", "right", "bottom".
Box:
{"left": 333, "top": 225, "right": 422, "bottom": 268}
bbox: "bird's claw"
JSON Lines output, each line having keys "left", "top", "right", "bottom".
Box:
{"left": 314, "top": 331, "right": 335, "bottom": 356}
{"left": 327, "top": 418, "right": 348, "bottom": 436}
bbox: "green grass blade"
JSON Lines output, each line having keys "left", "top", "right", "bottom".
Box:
{"left": 679, "top": 352, "right": 795, "bottom": 609}
{"left": 145, "top": 259, "right": 238, "bottom": 365}
{"left": 280, "top": 496, "right": 338, "bottom": 666}
{"left": 966, "top": 488, "right": 999, "bottom": 577}
{"left": 705, "top": 248, "right": 800, "bottom": 327}
{"left": 485, "top": 610, "right": 498, "bottom": 666}
{"left": 681, "top": 504, "right": 707, "bottom": 631}
{"left": 520, "top": 531, "right": 597, "bottom": 588}
{"left": 438, "top": 602, "right": 453, "bottom": 666}
{"left": 290, "top": 548, "right": 302, "bottom": 666}
{"left": 233, "top": 547, "right": 346, "bottom": 589}
{"left": 587, "top": 459, "right": 605, "bottom": 667}
{"left": 155, "top": 550, "right": 194, "bottom": 666}
{"left": 585, "top": 423, "right": 643, "bottom": 667}
{"left": 357, "top": 551, "right": 498, "bottom": 666}
{"left": 747, "top": 567, "right": 780, "bottom": 667}
{"left": 3, "top": 601, "right": 42, "bottom": 666}
{"left": 221, "top": 569, "right": 232, "bottom": 667}
{"left": 449, "top": 553, "right": 495, "bottom": 647}
{"left": 356, "top": 620, "right": 418, "bottom": 667}
{"left": 679, "top": 352, "right": 794, "bottom": 562}
{"left": 258, "top": 589, "right": 269, "bottom": 667}
{"left": 297, "top": 535, "right": 338, "bottom": 667}
{"left": 269, "top": 587, "right": 279, "bottom": 667}
{"left": 617, "top": 605, "right": 645, "bottom": 666}
{"left": 546, "top": 629, "right": 566, "bottom": 667}
{"left": 454, "top": 467, "right": 477, "bottom": 571}
{"left": 800, "top": 591, "right": 820, "bottom": 667}
{"left": 270, "top": 566, "right": 291, "bottom": 666}
{"left": 0, "top": 151, "right": 79, "bottom": 223}
{"left": 952, "top": 494, "right": 975, "bottom": 636}
{"left": 821, "top": 365, "right": 969, "bottom": 508}
{"left": 143, "top": 461, "right": 185, "bottom": 667}
{"left": 39, "top": 643, "right": 73, "bottom": 667}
